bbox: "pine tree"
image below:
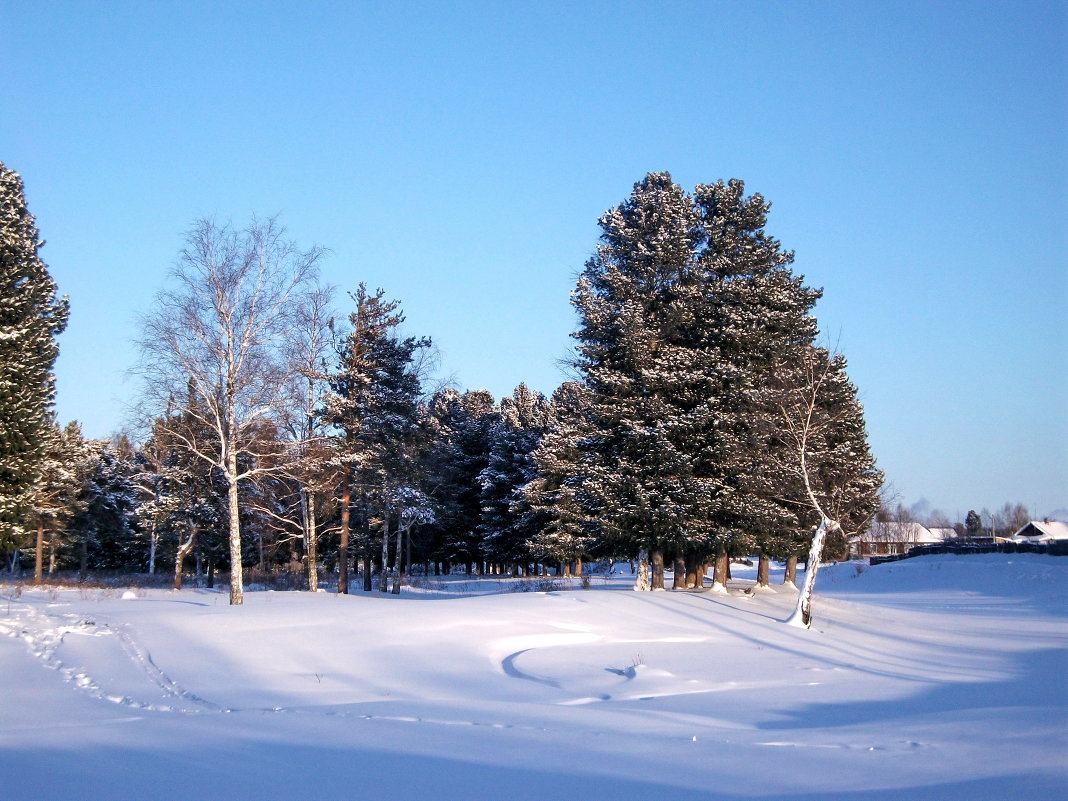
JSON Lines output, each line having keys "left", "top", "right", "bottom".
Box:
{"left": 523, "top": 382, "right": 598, "bottom": 573}
{"left": 570, "top": 173, "right": 832, "bottom": 591}
{"left": 0, "top": 163, "right": 69, "bottom": 562}
{"left": 30, "top": 420, "right": 87, "bottom": 581}
{"left": 69, "top": 441, "right": 139, "bottom": 574}
{"left": 326, "top": 284, "right": 430, "bottom": 592}
{"left": 478, "top": 384, "right": 552, "bottom": 570}
{"left": 423, "top": 388, "right": 498, "bottom": 574}
{"left": 571, "top": 173, "right": 708, "bottom": 588}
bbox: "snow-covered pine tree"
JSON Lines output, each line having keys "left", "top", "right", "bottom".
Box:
{"left": 30, "top": 420, "right": 88, "bottom": 581}
{"left": 478, "top": 383, "right": 552, "bottom": 572}
{"left": 325, "top": 284, "right": 430, "bottom": 592}
{"left": 0, "top": 163, "right": 69, "bottom": 566}
{"left": 571, "top": 174, "right": 829, "bottom": 592}
{"left": 69, "top": 441, "right": 139, "bottom": 575}
{"left": 423, "top": 388, "right": 498, "bottom": 575}
{"left": 689, "top": 179, "right": 822, "bottom": 583}
{"left": 571, "top": 173, "right": 710, "bottom": 589}
{"left": 523, "top": 382, "right": 598, "bottom": 575}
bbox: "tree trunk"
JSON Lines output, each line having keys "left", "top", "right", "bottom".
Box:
{"left": 757, "top": 553, "right": 770, "bottom": 587}
{"left": 651, "top": 549, "right": 665, "bottom": 590}
{"left": 207, "top": 558, "right": 215, "bottom": 588}
{"left": 575, "top": 557, "right": 583, "bottom": 577}
{"left": 634, "top": 550, "right": 651, "bottom": 591}
{"left": 363, "top": 553, "right": 372, "bottom": 592}
{"left": 306, "top": 489, "right": 319, "bottom": 592}
{"left": 338, "top": 476, "right": 351, "bottom": 594}
{"left": 148, "top": 525, "right": 157, "bottom": 575}
{"left": 684, "top": 553, "right": 699, "bottom": 589}
{"left": 787, "top": 517, "right": 835, "bottom": 628}
{"left": 391, "top": 525, "right": 404, "bottom": 595}
{"left": 672, "top": 556, "right": 686, "bottom": 589}
{"left": 783, "top": 555, "right": 798, "bottom": 586}
{"left": 79, "top": 537, "right": 88, "bottom": 582}
{"left": 225, "top": 447, "right": 244, "bottom": 605}
{"left": 34, "top": 521, "right": 44, "bottom": 584}
{"left": 379, "top": 518, "right": 390, "bottom": 593}
{"left": 712, "top": 549, "right": 729, "bottom": 591}
{"left": 174, "top": 528, "right": 197, "bottom": 591}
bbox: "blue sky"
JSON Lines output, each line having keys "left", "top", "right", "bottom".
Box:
{"left": 2, "top": 1, "right": 1065, "bottom": 520}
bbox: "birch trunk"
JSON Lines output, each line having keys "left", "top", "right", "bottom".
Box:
{"left": 305, "top": 489, "right": 318, "bottom": 591}
{"left": 226, "top": 452, "right": 244, "bottom": 606}
{"left": 786, "top": 517, "right": 836, "bottom": 628}
{"left": 174, "top": 528, "right": 198, "bottom": 591}
{"left": 633, "top": 550, "right": 651, "bottom": 591}
{"left": 148, "top": 526, "right": 157, "bottom": 575}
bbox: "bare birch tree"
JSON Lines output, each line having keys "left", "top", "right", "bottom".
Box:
{"left": 764, "top": 345, "right": 881, "bottom": 628}
{"left": 137, "top": 217, "right": 322, "bottom": 605}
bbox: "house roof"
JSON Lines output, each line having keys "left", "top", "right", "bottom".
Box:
{"left": 861, "top": 521, "right": 946, "bottom": 543}
{"left": 1011, "top": 520, "right": 1068, "bottom": 542}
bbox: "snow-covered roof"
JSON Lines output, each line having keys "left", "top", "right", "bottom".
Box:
{"left": 861, "top": 521, "right": 945, "bottom": 544}
{"left": 1011, "top": 520, "right": 1068, "bottom": 543}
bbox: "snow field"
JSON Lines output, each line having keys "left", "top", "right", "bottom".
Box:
{"left": 1, "top": 554, "right": 1065, "bottom": 800}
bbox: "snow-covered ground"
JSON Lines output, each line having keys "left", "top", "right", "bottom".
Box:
{"left": 2, "top": 555, "right": 1065, "bottom": 800}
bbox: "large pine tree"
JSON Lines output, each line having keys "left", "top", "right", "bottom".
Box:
{"left": 570, "top": 173, "right": 828, "bottom": 589}
{"left": 0, "top": 163, "right": 68, "bottom": 561}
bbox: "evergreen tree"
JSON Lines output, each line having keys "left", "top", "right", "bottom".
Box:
{"left": 30, "top": 420, "right": 88, "bottom": 580}
{"left": 423, "top": 388, "right": 498, "bottom": 574}
{"left": 570, "top": 173, "right": 833, "bottom": 590}
{"left": 326, "top": 284, "right": 430, "bottom": 592}
{"left": 478, "top": 384, "right": 552, "bottom": 570}
{"left": 0, "top": 163, "right": 69, "bottom": 561}
{"left": 523, "top": 382, "right": 599, "bottom": 573}
{"left": 571, "top": 173, "right": 707, "bottom": 588}
{"left": 70, "top": 442, "right": 139, "bottom": 574}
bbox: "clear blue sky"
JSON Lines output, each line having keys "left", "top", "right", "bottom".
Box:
{"left": 2, "top": 1, "right": 1065, "bottom": 520}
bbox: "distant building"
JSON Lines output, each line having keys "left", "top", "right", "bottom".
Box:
{"left": 849, "top": 521, "right": 950, "bottom": 559}
{"left": 1009, "top": 520, "right": 1068, "bottom": 544}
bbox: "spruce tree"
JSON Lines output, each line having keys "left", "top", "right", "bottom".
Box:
{"left": 523, "top": 382, "right": 598, "bottom": 573}
{"left": 326, "top": 284, "right": 430, "bottom": 591}
{"left": 570, "top": 173, "right": 828, "bottom": 589}
{"left": 478, "top": 383, "right": 552, "bottom": 570}
{"left": 0, "top": 163, "right": 69, "bottom": 559}
{"left": 423, "top": 388, "right": 498, "bottom": 574}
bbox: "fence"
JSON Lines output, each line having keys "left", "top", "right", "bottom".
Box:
{"left": 869, "top": 540, "right": 1068, "bottom": 566}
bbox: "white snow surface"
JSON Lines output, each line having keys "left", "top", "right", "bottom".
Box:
{"left": 2, "top": 555, "right": 1065, "bottom": 800}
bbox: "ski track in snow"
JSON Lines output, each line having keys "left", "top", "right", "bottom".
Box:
{"left": 0, "top": 601, "right": 223, "bottom": 713}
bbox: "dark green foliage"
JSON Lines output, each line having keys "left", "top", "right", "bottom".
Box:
{"left": 0, "top": 163, "right": 68, "bottom": 551}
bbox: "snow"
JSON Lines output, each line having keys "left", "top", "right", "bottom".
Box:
{"left": 2, "top": 555, "right": 1066, "bottom": 800}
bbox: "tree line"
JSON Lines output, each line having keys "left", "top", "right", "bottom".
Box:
{"left": 1, "top": 165, "right": 883, "bottom": 622}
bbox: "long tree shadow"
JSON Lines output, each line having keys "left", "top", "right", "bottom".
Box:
{"left": 757, "top": 645, "right": 1068, "bottom": 730}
